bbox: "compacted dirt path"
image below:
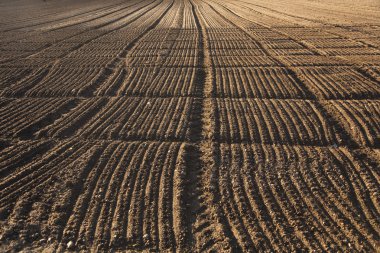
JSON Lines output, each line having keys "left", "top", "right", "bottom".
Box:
{"left": 0, "top": 0, "right": 379, "bottom": 251}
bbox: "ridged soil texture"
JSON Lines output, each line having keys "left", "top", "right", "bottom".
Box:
{"left": 0, "top": 0, "right": 379, "bottom": 251}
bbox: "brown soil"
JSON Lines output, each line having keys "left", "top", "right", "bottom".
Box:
{"left": 0, "top": 0, "right": 379, "bottom": 251}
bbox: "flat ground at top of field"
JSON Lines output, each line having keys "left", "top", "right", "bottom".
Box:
{"left": 0, "top": 0, "right": 379, "bottom": 252}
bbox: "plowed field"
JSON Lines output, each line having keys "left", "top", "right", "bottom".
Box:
{"left": 0, "top": 0, "right": 379, "bottom": 251}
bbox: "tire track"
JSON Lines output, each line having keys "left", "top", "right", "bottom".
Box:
{"left": 186, "top": 1, "right": 242, "bottom": 251}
